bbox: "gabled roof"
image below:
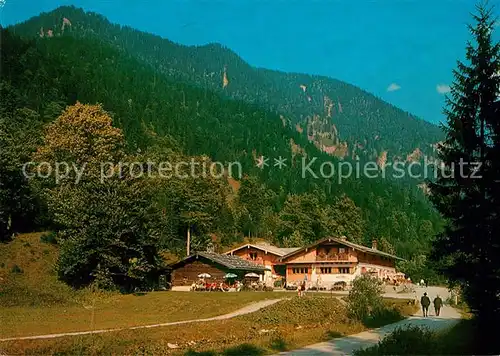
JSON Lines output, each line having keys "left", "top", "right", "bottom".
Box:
{"left": 280, "top": 237, "right": 404, "bottom": 261}
{"left": 224, "top": 242, "right": 300, "bottom": 257}
{"left": 279, "top": 247, "right": 302, "bottom": 255}
{"left": 170, "top": 251, "right": 267, "bottom": 271}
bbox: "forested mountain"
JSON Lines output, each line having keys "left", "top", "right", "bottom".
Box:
{"left": 0, "top": 6, "right": 446, "bottom": 288}
{"left": 10, "top": 6, "right": 443, "bottom": 163}
{"left": 0, "top": 26, "right": 441, "bottom": 257}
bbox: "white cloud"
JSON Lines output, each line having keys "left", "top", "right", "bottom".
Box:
{"left": 387, "top": 83, "right": 401, "bottom": 92}
{"left": 436, "top": 84, "right": 451, "bottom": 94}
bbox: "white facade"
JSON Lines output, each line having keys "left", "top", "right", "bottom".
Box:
{"left": 305, "top": 263, "right": 397, "bottom": 288}
{"left": 312, "top": 264, "right": 357, "bottom": 285}
{"left": 357, "top": 263, "right": 397, "bottom": 279}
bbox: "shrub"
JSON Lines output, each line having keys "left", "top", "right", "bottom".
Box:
{"left": 347, "top": 275, "right": 384, "bottom": 321}
{"left": 243, "top": 296, "right": 347, "bottom": 327}
{"left": 363, "top": 305, "right": 404, "bottom": 328}
{"left": 91, "top": 266, "right": 116, "bottom": 291}
{"left": 40, "top": 231, "right": 58, "bottom": 244}
{"left": 10, "top": 264, "right": 23, "bottom": 274}
{"left": 354, "top": 326, "right": 438, "bottom": 355}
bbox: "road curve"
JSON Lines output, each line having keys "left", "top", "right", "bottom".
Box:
{"left": 274, "top": 287, "right": 460, "bottom": 356}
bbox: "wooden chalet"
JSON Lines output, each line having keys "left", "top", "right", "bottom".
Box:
{"left": 224, "top": 237, "right": 404, "bottom": 288}
{"left": 224, "top": 242, "right": 300, "bottom": 284}
{"left": 170, "top": 251, "right": 267, "bottom": 287}
{"left": 280, "top": 237, "right": 403, "bottom": 287}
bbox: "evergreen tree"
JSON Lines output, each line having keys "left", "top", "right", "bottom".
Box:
{"left": 429, "top": 3, "right": 500, "bottom": 340}
{"left": 236, "top": 175, "right": 275, "bottom": 237}
{"left": 0, "top": 87, "right": 44, "bottom": 241}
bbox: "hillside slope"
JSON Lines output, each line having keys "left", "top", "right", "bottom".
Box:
{"left": 10, "top": 5, "right": 443, "bottom": 162}
{"left": 0, "top": 232, "right": 78, "bottom": 307}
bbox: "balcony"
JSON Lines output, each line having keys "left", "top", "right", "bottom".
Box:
{"left": 316, "top": 253, "right": 351, "bottom": 262}
{"left": 244, "top": 257, "right": 265, "bottom": 265}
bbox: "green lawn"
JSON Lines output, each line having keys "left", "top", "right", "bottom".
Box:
{"left": 1, "top": 234, "right": 418, "bottom": 356}
{"left": 1, "top": 291, "right": 285, "bottom": 338}
{"left": 1, "top": 295, "right": 417, "bottom": 355}
{"left": 0, "top": 233, "right": 284, "bottom": 338}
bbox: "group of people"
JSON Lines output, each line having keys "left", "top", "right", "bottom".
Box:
{"left": 420, "top": 292, "right": 443, "bottom": 317}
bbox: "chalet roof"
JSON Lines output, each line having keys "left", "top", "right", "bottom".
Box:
{"left": 279, "top": 247, "right": 302, "bottom": 254}
{"left": 170, "top": 251, "right": 267, "bottom": 271}
{"left": 280, "top": 237, "right": 404, "bottom": 261}
{"left": 224, "top": 242, "right": 300, "bottom": 257}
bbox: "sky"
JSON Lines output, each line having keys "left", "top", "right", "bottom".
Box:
{"left": 1, "top": 0, "right": 499, "bottom": 125}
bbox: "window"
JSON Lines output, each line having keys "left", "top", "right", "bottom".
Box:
{"left": 249, "top": 252, "right": 257, "bottom": 260}
{"left": 320, "top": 267, "right": 332, "bottom": 274}
{"left": 339, "top": 267, "right": 350, "bottom": 274}
{"left": 292, "top": 267, "right": 309, "bottom": 274}
{"left": 339, "top": 247, "right": 346, "bottom": 254}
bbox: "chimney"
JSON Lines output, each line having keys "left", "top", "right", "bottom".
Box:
{"left": 372, "top": 240, "right": 378, "bottom": 250}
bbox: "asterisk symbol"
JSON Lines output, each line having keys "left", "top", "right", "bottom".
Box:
{"left": 274, "top": 156, "right": 287, "bottom": 169}
{"left": 256, "top": 156, "right": 269, "bottom": 169}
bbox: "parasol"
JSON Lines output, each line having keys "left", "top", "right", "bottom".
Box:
{"left": 244, "top": 272, "right": 260, "bottom": 278}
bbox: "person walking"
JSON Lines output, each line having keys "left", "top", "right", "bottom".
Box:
{"left": 301, "top": 281, "right": 306, "bottom": 297}
{"left": 433, "top": 295, "right": 443, "bottom": 316}
{"left": 420, "top": 292, "right": 431, "bottom": 317}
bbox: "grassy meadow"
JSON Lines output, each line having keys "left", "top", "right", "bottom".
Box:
{"left": 0, "top": 233, "right": 282, "bottom": 338}
{"left": 1, "top": 233, "right": 417, "bottom": 355}
{"left": 1, "top": 296, "right": 417, "bottom": 355}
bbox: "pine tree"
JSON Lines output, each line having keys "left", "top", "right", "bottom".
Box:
{"left": 430, "top": 3, "right": 500, "bottom": 342}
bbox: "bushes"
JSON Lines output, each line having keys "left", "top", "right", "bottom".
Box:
{"left": 354, "top": 326, "right": 438, "bottom": 355}
{"left": 243, "top": 296, "right": 349, "bottom": 327}
{"left": 347, "top": 275, "right": 384, "bottom": 321}
{"left": 40, "top": 231, "right": 57, "bottom": 244}
{"left": 347, "top": 275, "right": 406, "bottom": 327}
{"left": 363, "top": 305, "right": 404, "bottom": 328}
{"left": 355, "top": 320, "right": 499, "bottom": 356}
{"left": 10, "top": 264, "right": 23, "bottom": 274}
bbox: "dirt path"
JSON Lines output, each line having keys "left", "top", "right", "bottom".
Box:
{"left": 274, "top": 301, "right": 461, "bottom": 355}
{"left": 0, "top": 298, "right": 283, "bottom": 342}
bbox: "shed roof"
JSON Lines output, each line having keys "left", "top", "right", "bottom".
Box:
{"left": 170, "top": 251, "right": 267, "bottom": 271}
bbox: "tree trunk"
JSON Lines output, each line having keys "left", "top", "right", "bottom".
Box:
{"left": 187, "top": 226, "right": 191, "bottom": 257}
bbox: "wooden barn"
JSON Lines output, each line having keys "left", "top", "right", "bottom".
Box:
{"left": 170, "top": 252, "right": 267, "bottom": 287}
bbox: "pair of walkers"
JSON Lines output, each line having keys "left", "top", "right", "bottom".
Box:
{"left": 420, "top": 292, "right": 443, "bottom": 317}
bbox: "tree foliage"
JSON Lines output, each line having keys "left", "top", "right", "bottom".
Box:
{"left": 347, "top": 274, "right": 384, "bottom": 321}
{"left": 429, "top": 4, "right": 500, "bottom": 328}
{"left": 35, "top": 103, "right": 166, "bottom": 290}
{"left": 0, "top": 84, "right": 44, "bottom": 241}
{"left": 0, "top": 15, "right": 446, "bottom": 269}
